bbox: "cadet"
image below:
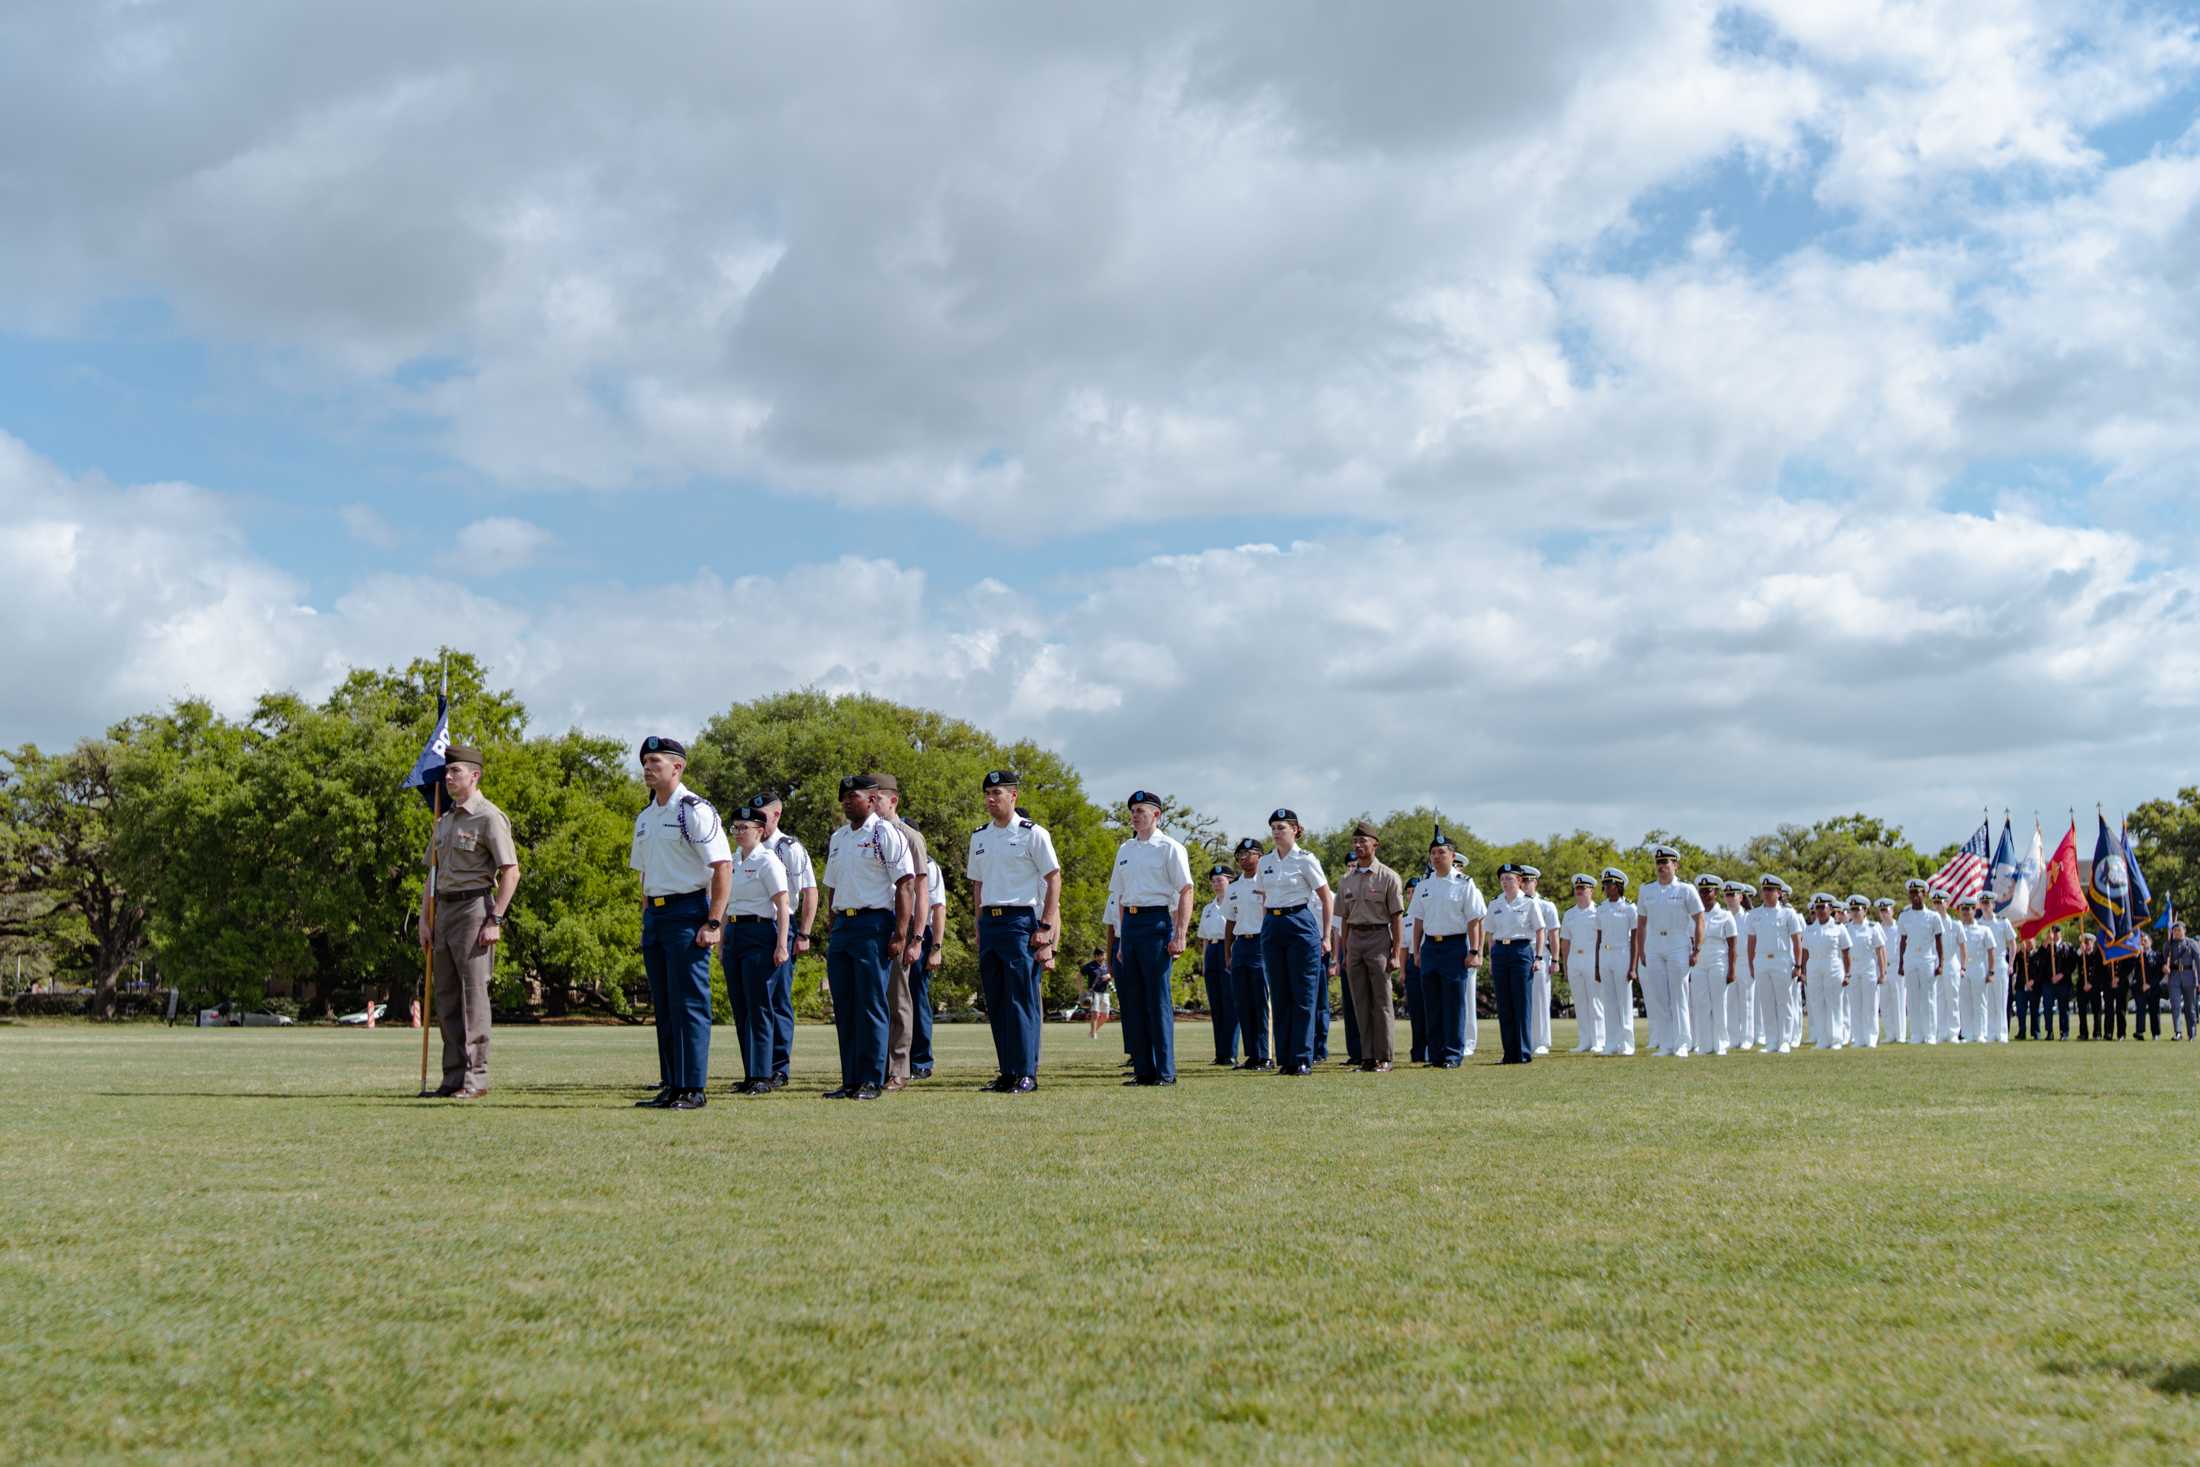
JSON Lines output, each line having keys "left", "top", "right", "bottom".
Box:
{"left": 1253, "top": 809, "right": 1332, "bottom": 1077}
{"left": 1843, "top": 896, "right": 1885, "bottom": 1049}
{"left": 1634, "top": 845, "right": 1704, "bottom": 1057}
{"left": 2100, "top": 937, "right": 2130, "bottom": 1041}
{"left": 1797, "top": 893, "right": 1852, "bottom": 1049}
{"left": 753, "top": 792, "right": 818, "bottom": 1087}
{"left": 1951, "top": 898, "right": 1996, "bottom": 1043}
{"left": 1895, "top": 880, "right": 1945, "bottom": 1044}
{"left": 1986, "top": 901, "right": 2017, "bottom": 1043}
{"left": 869, "top": 774, "right": 932, "bottom": 1091}
{"left": 2133, "top": 932, "right": 2163, "bottom": 1039}
{"left": 1484, "top": 863, "right": 1550, "bottom": 1064}
{"left": 1777, "top": 880, "right": 1809, "bottom": 1049}
{"left": 1521, "top": 866, "right": 1559, "bottom": 1055}
{"left": 1328, "top": 859, "right": 1361, "bottom": 1066}
{"left": 913, "top": 847, "right": 946, "bottom": 1075}
{"left": 820, "top": 774, "right": 917, "bottom": 1100}
{"left": 2047, "top": 927, "right": 2077, "bottom": 1038}
{"left": 720, "top": 806, "right": 791, "bottom": 1094}
{"left": 629, "top": 736, "right": 733, "bottom": 1110}
{"left": 1931, "top": 890, "right": 1964, "bottom": 1041}
{"left": 1559, "top": 874, "right": 1604, "bottom": 1055}
{"left": 1744, "top": 876, "right": 1797, "bottom": 1054}
{"left": 2015, "top": 935, "right": 2048, "bottom": 1038}
{"left": 1593, "top": 868, "right": 1639, "bottom": 1056}
{"left": 1687, "top": 874, "right": 1737, "bottom": 1055}
{"left": 419, "top": 744, "right": 519, "bottom": 1100}
{"left": 1407, "top": 831, "right": 1486, "bottom": 1066}
{"left": 1873, "top": 897, "right": 1903, "bottom": 1043}
{"left": 2074, "top": 930, "right": 2107, "bottom": 1039}
{"left": 1724, "top": 882, "right": 1758, "bottom": 1050}
{"left": 1334, "top": 820, "right": 1406, "bottom": 1072}
{"left": 1107, "top": 790, "right": 1195, "bottom": 1086}
{"left": 1222, "top": 838, "right": 1276, "bottom": 1070}
{"left": 2166, "top": 920, "right": 2200, "bottom": 1040}
{"left": 966, "top": 769, "right": 1063, "bottom": 1093}
{"left": 1196, "top": 863, "right": 1239, "bottom": 1065}
{"left": 1400, "top": 877, "right": 1427, "bottom": 1064}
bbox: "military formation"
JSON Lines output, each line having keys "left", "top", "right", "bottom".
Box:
{"left": 416, "top": 750, "right": 2200, "bottom": 1102}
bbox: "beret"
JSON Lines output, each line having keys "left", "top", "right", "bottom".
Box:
{"left": 840, "top": 773, "right": 880, "bottom": 793}
{"left": 1430, "top": 831, "right": 1454, "bottom": 849}
{"left": 731, "top": 805, "right": 765, "bottom": 824}
{"left": 638, "top": 735, "right": 686, "bottom": 759}
{"left": 1128, "top": 789, "right": 1163, "bottom": 809}
{"left": 444, "top": 743, "right": 486, "bottom": 769}
{"left": 1208, "top": 863, "right": 1231, "bottom": 877}
{"left": 1268, "top": 807, "right": 1298, "bottom": 823}
{"left": 750, "top": 790, "right": 783, "bottom": 808}
{"left": 983, "top": 769, "right": 1020, "bottom": 789}
{"left": 1234, "top": 837, "right": 1263, "bottom": 855}
{"left": 868, "top": 772, "right": 900, "bottom": 793}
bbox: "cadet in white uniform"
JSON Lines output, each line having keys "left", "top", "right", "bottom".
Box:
{"left": 1406, "top": 832, "right": 1486, "bottom": 1066}
{"left": 1484, "top": 863, "right": 1552, "bottom": 1064}
{"left": 1798, "top": 894, "right": 1853, "bottom": 1048}
{"left": 1196, "top": 864, "right": 1238, "bottom": 1066}
{"left": 629, "top": 736, "right": 734, "bottom": 1111}
{"left": 1777, "top": 881, "right": 1807, "bottom": 1049}
{"left": 1687, "top": 874, "right": 1737, "bottom": 1054}
{"left": 1721, "top": 881, "right": 1756, "bottom": 1050}
{"left": 1956, "top": 898, "right": 2000, "bottom": 1044}
{"left": 1896, "top": 880, "right": 1946, "bottom": 1045}
{"left": 1987, "top": 906, "right": 2017, "bottom": 1043}
{"left": 1108, "top": 790, "right": 1196, "bottom": 1086}
{"left": 1931, "top": 891, "right": 1964, "bottom": 1041}
{"left": 1873, "top": 898, "right": 1903, "bottom": 1044}
{"left": 821, "top": 773, "right": 918, "bottom": 1099}
{"left": 1252, "top": 809, "right": 1333, "bottom": 1077}
{"left": 1745, "top": 875, "right": 1798, "bottom": 1054}
{"left": 754, "top": 792, "right": 817, "bottom": 1088}
{"left": 1559, "top": 874, "right": 1604, "bottom": 1055}
{"left": 1521, "top": 867, "right": 1558, "bottom": 1055}
{"left": 1634, "top": 845, "right": 1704, "bottom": 1057}
{"left": 1222, "top": 838, "right": 1275, "bottom": 1070}
{"left": 1593, "top": 869, "right": 1639, "bottom": 1056}
{"left": 1843, "top": 896, "right": 1885, "bottom": 1049}
{"left": 967, "top": 769, "right": 1064, "bottom": 1093}
{"left": 721, "top": 806, "right": 791, "bottom": 1095}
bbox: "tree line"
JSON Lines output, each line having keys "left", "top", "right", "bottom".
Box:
{"left": 6, "top": 650, "right": 2189, "bottom": 1020}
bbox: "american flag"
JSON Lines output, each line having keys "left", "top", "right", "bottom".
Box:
{"left": 1927, "top": 821, "right": 1993, "bottom": 904}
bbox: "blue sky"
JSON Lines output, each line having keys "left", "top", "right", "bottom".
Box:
{"left": 5, "top": 1, "right": 2200, "bottom": 848}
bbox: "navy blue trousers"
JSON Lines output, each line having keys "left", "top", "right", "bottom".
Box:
{"left": 1403, "top": 954, "right": 1427, "bottom": 1062}
{"left": 641, "top": 890, "right": 713, "bottom": 1091}
{"left": 767, "top": 946, "right": 796, "bottom": 1079}
{"left": 721, "top": 917, "right": 781, "bottom": 1082}
{"left": 910, "top": 927, "right": 936, "bottom": 1069}
{"left": 978, "top": 908, "right": 1042, "bottom": 1079}
{"left": 1491, "top": 939, "right": 1534, "bottom": 1063}
{"left": 1315, "top": 951, "right": 1333, "bottom": 1061}
{"left": 1118, "top": 907, "right": 1177, "bottom": 1082}
{"left": 826, "top": 908, "right": 893, "bottom": 1089}
{"left": 2014, "top": 981, "right": 2042, "bottom": 1037}
{"left": 1232, "top": 936, "right": 1271, "bottom": 1065}
{"left": 1204, "top": 941, "right": 1239, "bottom": 1062}
{"left": 1110, "top": 930, "right": 1131, "bottom": 1057}
{"left": 2047, "top": 981, "right": 2072, "bottom": 1037}
{"left": 1421, "top": 935, "right": 1472, "bottom": 1065}
{"left": 1263, "top": 905, "right": 1323, "bottom": 1071}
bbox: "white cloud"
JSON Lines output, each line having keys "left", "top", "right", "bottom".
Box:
{"left": 338, "top": 503, "right": 400, "bottom": 549}
{"left": 447, "top": 516, "right": 550, "bottom": 570}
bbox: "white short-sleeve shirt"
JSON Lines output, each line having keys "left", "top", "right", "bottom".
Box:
{"left": 1226, "top": 875, "right": 1265, "bottom": 936}
{"left": 1637, "top": 879, "right": 1705, "bottom": 950}
{"left": 727, "top": 845, "right": 790, "bottom": 917}
{"left": 1801, "top": 919, "right": 1853, "bottom": 975}
{"left": 1253, "top": 847, "right": 1327, "bottom": 911}
{"left": 823, "top": 812, "right": 915, "bottom": 911}
{"left": 967, "top": 817, "right": 1062, "bottom": 909}
{"left": 1559, "top": 905, "right": 1601, "bottom": 967}
{"left": 629, "top": 785, "right": 734, "bottom": 897}
{"left": 1108, "top": 829, "right": 1195, "bottom": 908}
{"left": 1409, "top": 870, "right": 1487, "bottom": 938}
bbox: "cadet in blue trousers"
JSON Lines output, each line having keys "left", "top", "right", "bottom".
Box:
{"left": 967, "top": 769, "right": 1063, "bottom": 1093}
{"left": 752, "top": 792, "right": 816, "bottom": 1088}
{"left": 628, "top": 736, "right": 732, "bottom": 1111}
{"left": 821, "top": 774, "right": 917, "bottom": 1100}
{"left": 1223, "top": 837, "right": 1276, "bottom": 1070}
{"left": 720, "top": 805, "right": 791, "bottom": 1095}
{"left": 1407, "top": 831, "right": 1486, "bottom": 1067}
{"left": 1107, "top": 790, "right": 1194, "bottom": 1085}
{"left": 1253, "top": 809, "right": 1334, "bottom": 1076}
{"left": 1401, "top": 876, "right": 1426, "bottom": 1063}
{"left": 1197, "top": 864, "right": 1240, "bottom": 1064}
{"left": 1484, "top": 863, "right": 1551, "bottom": 1065}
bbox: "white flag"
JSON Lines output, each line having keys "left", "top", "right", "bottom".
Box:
{"left": 2012, "top": 820, "right": 2045, "bottom": 923}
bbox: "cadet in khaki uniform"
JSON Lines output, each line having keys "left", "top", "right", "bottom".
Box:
{"left": 1333, "top": 820, "right": 1405, "bottom": 1071}
{"left": 870, "top": 774, "right": 934, "bottom": 1090}
{"left": 419, "top": 745, "right": 519, "bottom": 1099}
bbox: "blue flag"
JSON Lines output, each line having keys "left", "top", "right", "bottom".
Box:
{"left": 1988, "top": 819, "right": 2020, "bottom": 916}
{"left": 2156, "top": 897, "right": 2177, "bottom": 932}
{"left": 2088, "top": 813, "right": 2136, "bottom": 962}
{"left": 400, "top": 690, "right": 451, "bottom": 809}
{"left": 2113, "top": 823, "right": 2152, "bottom": 957}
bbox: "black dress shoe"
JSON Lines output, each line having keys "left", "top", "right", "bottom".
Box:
{"left": 851, "top": 1085, "right": 884, "bottom": 1100}
{"left": 735, "top": 1081, "right": 771, "bottom": 1096}
{"left": 634, "top": 1089, "right": 673, "bottom": 1108}
{"left": 1008, "top": 1076, "right": 1037, "bottom": 1093}
{"left": 1281, "top": 1064, "right": 1312, "bottom": 1076}
{"left": 821, "top": 1087, "right": 853, "bottom": 1099}
{"left": 1122, "top": 1077, "right": 1147, "bottom": 1086}
{"left": 912, "top": 1066, "right": 934, "bottom": 1079}
{"left": 668, "top": 1090, "right": 708, "bottom": 1110}
{"left": 1212, "top": 1058, "right": 1236, "bottom": 1066}
{"left": 979, "top": 1076, "right": 1013, "bottom": 1093}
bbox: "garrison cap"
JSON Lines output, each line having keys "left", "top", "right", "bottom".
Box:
{"left": 1519, "top": 864, "right": 1541, "bottom": 879}
{"left": 1651, "top": 843, "right": 1681, "bottom": 860}
{"left": 638, "top": 735, "right": 686, "bottom": 759}
{"left": 1128, "top": 789, "right": 1163, "bottom": 809}
{"left": 730, "top": 805, "right": 765, "bottom": 825}
{"left": 867, "top": 772, "right": 900, "bottom": 793}
{"left": 444, "top": 743, "right": 486, "bottom": 769}
{"left": 839, "top": 773, "right": 880, "bottom": 793}
{"left": 1351, "top": 820, "right": 1381, "bottom": 840}
{"left": 1267, "top": 806, "right": 1298, "bottom": 824}
{"left": 1573, "top": 873, "right": 1597, "bottom": 888}
{"left": 1234, "top": 836, "right": 1263, "bottom": 855}
{"left": 982, "top": 769, "right": 1020, "bottom": 789}
{"left": 1600, "top": 866, "right": 1628, "bottom": 884}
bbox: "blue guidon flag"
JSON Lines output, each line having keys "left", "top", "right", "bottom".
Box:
{"left": 2103, "top": 821, "right": 2151, "bottom": 962}
{"left": 2087, "top": 813, "right": 2136, "bottom": 961}
{"left": 400, "top": 683, "right": 451, "bottom": 809}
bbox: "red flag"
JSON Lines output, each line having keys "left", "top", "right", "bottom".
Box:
{"left": 2020, "top": 820, "right": 2085, "bottom": 941}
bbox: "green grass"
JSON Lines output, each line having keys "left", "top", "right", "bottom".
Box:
{"left": 2, "top": 1019, "right": 2196, "bottom": 1465}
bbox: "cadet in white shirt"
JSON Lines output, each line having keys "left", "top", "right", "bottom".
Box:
{"left": 1593, "top": 869, "right": 1639, "bottom": 1056}
{"left": 1721, "top": 881, "right": 1757, "bottom": 1050}
{"left": 1798, "top": 894, "right": 1853, "bottom": 1049}
{"left": 1688, "top": 874, "right": 1738, "bottom": 1055}
{"left": 1559, "top": 874, "right": 1604, "bottom": 1055}
{"left": 720, "top": 805, "right": 791, "bottom": 1094}
{"left": 1107, "top": 790, "right": 1196, "bottom": 1086}
{"left": 753, "top": 792, "right": 817, "bottom": 1087}
{"left": 1777, "top": 880, "right": 1808, "bottom": 1049}
{"left": 628, "top": 736, "right": 734, "bottom": 1111}
{"left": 1956, "top": 897, "right": 2000, "bottom": 1044}
{"left": 1484, "top": 863, "right": 1552, "bottom": 1064}
{"left": 1873, "top": 897, "right": 1903, "bottom": 1044}
{"left": 1222, "top": 838, "right": 1276, "bottom": 1070}
{"left": 967, "top": 769, "right": 1064, "bottom": 1093}
{"left": 1520, "top": 867, "right": 1559, "bottom": 1055}
{"left": 1634, "top": 845, "right": 1705, "bottom": 1057}
{"left": 1253, "top": 809, "right": 1334, "bottom": 1077}
{"left": 1196, "top": 863, "right": 1239, "bottom": 1067}
{"left": 1407, "top": 831, "right": 1486, "bottom": 1066}
{"left": 1843, "top": 896, "right": 1886, "bottom": 1049}
{"left": 1986, "top": 905, "right": 2017, "bottom": 1043}
{"left": 1896, "top": 880, "right": 1946, "bottom": 1045}
{"left": 1931, "top": 890, "right": 1964, "bottom": 1041}
{"left": 1745, "top": 875, "right": 1798, "bottom": 1055}
{"left": 821, "top": 773, "right": 918, "bottom": 1100}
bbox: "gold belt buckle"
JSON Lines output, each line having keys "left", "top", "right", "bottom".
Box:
{"left": 988, "top": 906, "right": 1004, "bottom": 916}
{"left": 839, "top": 907, "right": 858, "bottom": 917}
{"left": 651, "top": 896, "right": 666, "bottom": 908}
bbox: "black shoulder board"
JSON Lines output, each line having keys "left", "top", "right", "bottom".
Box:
{"left": 972, "top": 822, "right": 989, "bottom": 834}
{"left": 1017, "top": 818, "right": 1034, "bottom": 829}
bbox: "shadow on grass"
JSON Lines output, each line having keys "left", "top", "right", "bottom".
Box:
{"left": 2042, "top": 1358, "right": 2200, "bottom": 1398}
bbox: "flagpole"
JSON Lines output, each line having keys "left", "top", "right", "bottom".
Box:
{"left": 420, "top": 779, "right": 440, "bottom": 1096}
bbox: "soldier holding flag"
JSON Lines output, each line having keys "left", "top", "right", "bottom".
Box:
{"left": 417, "top": 745, "right": 518, "bottom": 1098}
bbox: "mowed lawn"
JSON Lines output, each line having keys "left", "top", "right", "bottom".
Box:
{"left": 2, "top": 1020, "right": 2196, "bottom": 1465}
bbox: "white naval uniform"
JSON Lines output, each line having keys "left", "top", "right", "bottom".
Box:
{"left": 1593, "top": 897, "right": 1639, "bottom": 1055}
{"left": 1688, "top": 906, "right": 1738, "bottom": 1054}
{"left": 1987, "top": 915, "right": 2017, "bottom": 1042}
{"left": 1637, "top": 879, "right": 1704, "bottom": 1056}
{"left": 1529, "top": 892, "right": 1558, "bottom": 1053}
{"left": 1875, "top": 919, "right": 1904, "bottom": 1042}
{"left": 1781, "top": 905, "right": 1807, "bottom": 1048}
{"left": 1800, "top": 918, "right": 1853, "bottom": 1048}
{"left": 1933, "top": 906, "right": 1965, "bottom": 1041}
{"left": 1896, "top": 905, "right": 1945, "bottom": 1044}
{"left": 1559, "top": 904, "right": 1604, "bottom": 1053}
{"left": 1745, "top": 904, "right": 1797, "bottom": 1053}
{"left": 1958, "top": 918, "right": 2000, "bottom": 1044}
{"left": 1844, "top": 918, "right": 1885, "bottom": 1048}
{"left": 1721, "top": 903, "right": 1757, "bottom": 1049}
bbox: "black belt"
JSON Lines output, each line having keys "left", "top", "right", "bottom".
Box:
{"left": 1122, "top": 904, "right": 1170, "bottom": 915}
{"left": 1494, "top": 938, "right": 1531, "bottom": 948}
{"left": 1424, "top": 933, "right": 1461, "bottom": 943}
{"left": 984, "top": 905, "right": 1036, "bottom": 917}
{"left": 1347, "top": 923, "right": 1389, "bottom": 931}
{"left": 729, "top": 914, "right": 770, "bottom": 924}
{"left": 836, "top": 906, "right": 891, "bottom": 917}
{"left": 441, "top": 887, "right": 489, "bottom": 900}
{"left": 649, "top": 889, "right": 707, "bottom": 907}
{"left": 1267, "top": 903, "right": 1307, "bottom": 913}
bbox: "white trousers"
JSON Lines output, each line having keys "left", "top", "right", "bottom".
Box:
{"left": 1961, "top": 971, "right": 1993, "bottom": 1043}
{"left": 1688, "top": 965, "right": 1729, "bottom": 1052}
{"left": 1987, "top": 964, "right": 2010, "bottom": 1042}
{"left": 1641, "top": 950, "right": 1692, "bottom": 1054}
{"left": 1725, "top": 971, "right": 1756, "bottom": 1048}
{"left": 1805, "top": 973, "right": 1847, "bottom": 1048}
{"left": 1787, "top": 982, "right": 1805, "bottom": 1047}
{"left": 1570, "top": 965, "right": 1604, "bottom": 1052}
{"left": 1903, "top": 966, "right": 1939, "bottom": 1043}
{"left": 1937, "top": 968, "right": 1963, "bottom": 1041}
{"left": 1755, "top": 963, "right": 1794, "bottom": 1050}
{"left": 1879, "top": 969, "right": 1907, "bottom": 1043}
{"left": 1529, "top": 960, "right": 1551, "bottom": 1051}
{"left": 1463, "top": 968, "right": 1479, "bottom": 1056}
{"left": 1596, "top": 971, "right": 1634, "bottom": 1055}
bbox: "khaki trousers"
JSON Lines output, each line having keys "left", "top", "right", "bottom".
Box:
{"left": 886, "top": 952, "right": 915, "bottom": 1081}
{"left": 431, "top": 890, "right": 494, "bottom": 1091}
{"left": 1343, "top": 926, "right": 1395, "bottom": 1065}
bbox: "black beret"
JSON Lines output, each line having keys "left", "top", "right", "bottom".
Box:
{"left": 1208, "top": 864, "right": 1230, "bottom": 877}
{"left": 983, "top": 769, "right": 1020, "bottom": 789}
{"left": 868, "top": 772, "right": 900, "bottom": 793}
{"left": 1268, "top": 807, "right": 1298, "bottom": 824}
{"left": 1127, "top": 789, "right": 1162, "bottom": 809}
{"left": 840, "top": 774, "right": 880, "bottom": 793}
{"left": 731, "top": 806, "right": 764, "bottom": 824}
{"left": 639, "top": 735, "right": 686, "bottom": 759}
{"left": 750, "top": 790, "right": 783, "bottom": 808}
{"left": 1234, "top": 837, "right": 1263, "bottom": 855}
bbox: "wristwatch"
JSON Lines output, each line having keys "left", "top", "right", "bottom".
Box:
{"left": 701, "top": 918, "right": 722, "bottom": 932}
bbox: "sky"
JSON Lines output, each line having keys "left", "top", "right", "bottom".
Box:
{"left": 5, "top": 0, "right": 2200, "bottom": 849}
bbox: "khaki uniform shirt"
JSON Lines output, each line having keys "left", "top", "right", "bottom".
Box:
{"left": 430, "top": 792, "right": 517, "bottom": 891}
{"left": 1334, "top": 859, "right": 1405, "bottom": 929}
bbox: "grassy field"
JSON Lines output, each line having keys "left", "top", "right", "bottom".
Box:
{"left": 1, "top": 1018, "right": 2196, "bottom": 1465}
